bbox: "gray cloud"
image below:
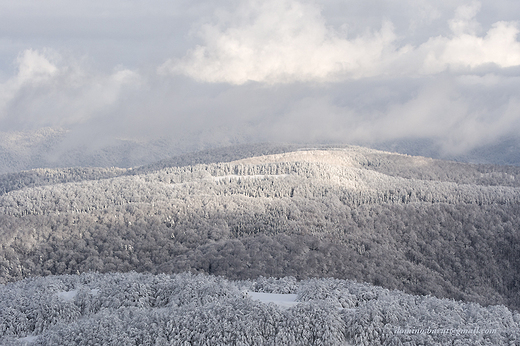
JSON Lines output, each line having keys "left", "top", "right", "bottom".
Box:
{"left": 0, "top": 49, "right": 141, "bottom": 130}
{"left": 0, "top": 0, "right": 519, "bottom": 162}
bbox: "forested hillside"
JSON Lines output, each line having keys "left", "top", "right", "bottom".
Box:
{"left": 1, "top": 146, "right": 520, "bottom": 314}
{"left": 0, "top": 143, "right": 298, "bottom": 195}
{"left": 1, "top": 272, "right": 518, "bottom": 345}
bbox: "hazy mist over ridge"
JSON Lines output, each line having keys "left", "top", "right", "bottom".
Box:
{"left": 1, "top": 0, "right": 520, "bottom": 169}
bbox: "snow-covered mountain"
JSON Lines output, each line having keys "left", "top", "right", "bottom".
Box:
{"left": 2, "top": 128, "right": 520, "bottom": 175}
{"left": 1, "top": 144, "right": 520, "bottom": 345}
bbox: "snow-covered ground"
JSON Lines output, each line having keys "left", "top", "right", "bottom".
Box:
{"left": 211, "top": 174, "right": 289, "bottom": 182}
{"left": 244, "top": 291, "right": 299, "bottom": 308}
{"left": 55, "top": 288, "right": 99, "bottom": 302}
{"left": 17, "top": 335, "right": 38, "bottom": 343}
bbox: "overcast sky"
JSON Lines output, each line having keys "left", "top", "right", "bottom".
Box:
{"left": 1, "top": 0, "right": 520, "bottom": 155}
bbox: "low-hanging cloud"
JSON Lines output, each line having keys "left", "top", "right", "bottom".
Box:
{"left": 0, "top": 49, "right": 140, "bottom": 130}
{"left": 257, "top": 75, "right": 520, "bottom": 155}
{"left": 161, "top": 0, "right": 520, "bottom": 84}
{"left": 357, "top": 77, "right": 520, "bottom": 154}
{"left": 1, "top": 0, "right": 520, "bottom": 167}
{"left": 418, "top": 1, "right": 520, "bottom": 74}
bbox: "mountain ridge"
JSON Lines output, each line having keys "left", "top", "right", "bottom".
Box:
{"left": 1, "top": 145, "right": 519, "bottom": 311}
{"left": 2, "top": 128, "right": 520, "bottom": 174}
{"left": 2, "top": 143, "right": 520, "bottom": 344}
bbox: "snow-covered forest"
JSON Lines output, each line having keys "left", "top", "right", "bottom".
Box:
{"left": 1, "top": 272, "right": 519, "bottom": 345}
{"left": 1, "top": 144, "right": 520, "bottom": 344}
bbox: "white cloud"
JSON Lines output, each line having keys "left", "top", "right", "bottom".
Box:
{"left": 160, "top": 0, "right": 401, "bottom": 84}
{"left": 0, "top": 49, "right": 58, "bottom": 111}
{"left": 253, "top": 74, "right": 520, "bottom": 155}
{"left": 16, "top": 49, "right": 59, "bottom": 84}
{"left": 1, "top": 0, "right": 519, "bottom": 160}
{"left": 355, "top": 77, "right": 520, "bottom": 154}
{"left": 449, "top": 1, "right": 481, "bottom": 35}
{"left": 163, "top": 0, "right": 520, "bottom": 84}
{"left": 0, "top": 49, "right": 140, "bottom": 128}
{"left": 418, "top": 2, "right": 520, "bottom": 74}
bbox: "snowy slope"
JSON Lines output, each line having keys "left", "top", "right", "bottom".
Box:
{"left": 1, "top": 145, "right": 520, "bottom": 321}
{"left": 1, "top": 272, "right": 518, "bottom": 345}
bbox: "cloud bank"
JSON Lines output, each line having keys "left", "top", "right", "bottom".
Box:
{"left": 162, "top": 0, "right": 520, "bottom": 84}
{"left": 0, "top": 49, "right": 140, "bottom": 130}
{"left": 0, "top": 0, "right": 520, "bottom": 164}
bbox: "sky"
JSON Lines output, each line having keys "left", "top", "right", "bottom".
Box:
{"left": 1, "top": 0, "right": 520, "bottom": 156}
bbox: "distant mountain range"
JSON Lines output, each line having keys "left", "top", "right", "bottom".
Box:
{"left": 1, "top": 128, "right": 520, "bottom": 174}
{"left": 370, "top": 136, "right": 520, "bottom": 166}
